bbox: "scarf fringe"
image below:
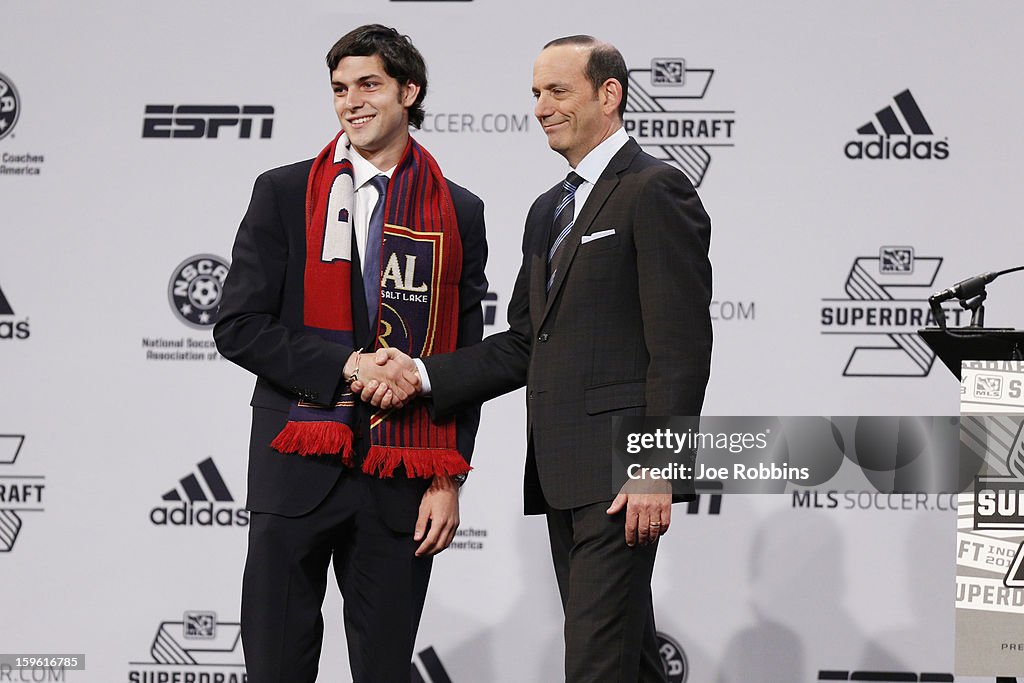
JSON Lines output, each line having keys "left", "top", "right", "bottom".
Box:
{"left": 271, "top": 422, "right": 354, "bottom": 466}
{"left": 362, "top": 446, "right": 471, "bottom": 479}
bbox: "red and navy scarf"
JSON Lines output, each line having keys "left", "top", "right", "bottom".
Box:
{"left": 270, "top": 132, "right": 469, "bottom": 479}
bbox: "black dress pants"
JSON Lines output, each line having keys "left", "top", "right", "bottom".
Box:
{"left": 546, "top": 501, "right": 667, "bottom": 683}
{"left": 241, "top": 471, "right": 432, "bottom": 682}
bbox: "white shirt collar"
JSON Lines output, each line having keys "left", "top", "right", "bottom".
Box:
{"left": 572, "top": 127, "right": 629, "bottom": 185}
{"left": 347, "top": 142, "right": 396, "bottom": 189}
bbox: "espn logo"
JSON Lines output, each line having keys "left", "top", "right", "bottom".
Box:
{"left": 143, "top": 105, "right": 274, "bottom": 139}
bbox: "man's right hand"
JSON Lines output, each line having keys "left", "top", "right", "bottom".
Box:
{"left": 349, "top": 348, "right": 421, "bottom": 409}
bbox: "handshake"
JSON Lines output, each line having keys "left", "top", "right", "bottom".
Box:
{"left": 345, "top": 348, "right": 422, "bottom": 410}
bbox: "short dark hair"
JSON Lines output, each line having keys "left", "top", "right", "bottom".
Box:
{"left": 543, "top": 35, "right": 628, "bottom": 119}
{"left": 326, "top": 24, "right": 428, "bottom": 128}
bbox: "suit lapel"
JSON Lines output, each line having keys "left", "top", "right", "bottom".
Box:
{"left": 529, "top": 190, "right": 558, "bottom": 330}
{"left": 539, "top": 139, "right": 640, "bottom": 327}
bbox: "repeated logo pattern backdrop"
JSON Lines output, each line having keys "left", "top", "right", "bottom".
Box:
{"left": 2, "top": 2, "right": 1022, "bottom": 681}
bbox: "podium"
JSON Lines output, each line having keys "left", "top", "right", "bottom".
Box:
{"left": 920, "top": 327, "right": 1024, "bottom": 682}
{"left": 918, "top": 327, "right": 1024, "bottom": 379}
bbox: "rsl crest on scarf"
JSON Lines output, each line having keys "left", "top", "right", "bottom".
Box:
{"left": 377, "top": 226, "right": 446, "bottom": 355}
{"left": 271, "top": 132, "right": 469, "bottom": 479}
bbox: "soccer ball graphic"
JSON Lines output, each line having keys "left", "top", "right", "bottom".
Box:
{"left": 190, "top": 277, "right": 221, "bottom": 309}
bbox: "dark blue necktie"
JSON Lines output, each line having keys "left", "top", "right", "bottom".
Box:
{"left": 363, "top": 174, "right": 389, "bottom": 327}
{"left": 547, "top": 171, "right": 584, "bottom": 292}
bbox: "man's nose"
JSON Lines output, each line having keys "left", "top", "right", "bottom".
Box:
{"left": 534, "top": 93, "right": 553, "bottom": 118}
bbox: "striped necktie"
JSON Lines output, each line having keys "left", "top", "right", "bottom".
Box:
{"left": 546, "top": 171, "right": 584, "bottom": 292}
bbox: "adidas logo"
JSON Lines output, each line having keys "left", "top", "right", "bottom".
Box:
{"left": 411, "top": 646, "right": 453, "bottom": 683}
{"left": 150, "top": 457, "right": 249, "bottom": 527}
{"left": 0, "top": 285, "right": 13, "bottom": 316}
{"left": 857, "top": 89, "right": 933, "bottom": 136}
{"left": 162, "top": 457, "right": 233, "bottom": 502}
{"left": 844, "top": 89, "right": 949, "bottom": 161}
{"left": 0, "top": 282, "right": 30, "bottom": 340}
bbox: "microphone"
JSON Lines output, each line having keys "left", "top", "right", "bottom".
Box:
{"left": 928, "top": 265, "right": 1024, "bottom": 328}
{"left": 928, "top": 272, "right": 998, "bottom": 306}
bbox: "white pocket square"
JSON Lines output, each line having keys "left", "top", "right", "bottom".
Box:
{"left": 581, "top": 229, "right": 616, "bottom": 244}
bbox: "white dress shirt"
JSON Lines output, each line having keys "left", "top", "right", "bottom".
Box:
{"left": 568, "top": 126, "right": 629, "bottom": 221}
{"left": 348, "top": 146, "right": 396, "bottom": 264}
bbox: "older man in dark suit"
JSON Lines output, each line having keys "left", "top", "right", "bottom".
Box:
{"left": 360, "top": 35, "right": 711, "bottom": 682}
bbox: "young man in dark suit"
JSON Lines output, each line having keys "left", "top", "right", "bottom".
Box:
{"left": 214, "top": 24, "right": 488, "bottom": 683}
{"left": 360, "top": 35, "right": 712, "bottom": 682}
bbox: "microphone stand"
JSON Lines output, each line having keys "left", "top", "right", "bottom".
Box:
{"left": 929, "top": 265, "right": 1024, "bottom": 330}
{"left": 961, "top": 291, "right": 987, "bottom": 328}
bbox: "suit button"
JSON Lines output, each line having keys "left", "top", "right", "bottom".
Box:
{"left": 537, "top": 333, "right": 549, "bottom": 343}
{"left": 528, "top": 390, "right": 535, "bottom": 399}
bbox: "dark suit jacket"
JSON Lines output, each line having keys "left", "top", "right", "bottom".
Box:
{"left": 214, "top": 157, "right": 488, "bottom": 531}
{"left": 424, "top": 138, "right": 711, "bottom": 514}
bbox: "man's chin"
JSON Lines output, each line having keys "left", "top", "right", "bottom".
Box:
{"left": 544, "top": 135, "right": 566, "bottom": 154}
{"left": 344, "top": 131, "right": 375, "bottom": 151}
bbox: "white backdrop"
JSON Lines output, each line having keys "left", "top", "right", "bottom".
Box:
{"left": 3, "top": 1, "right": 1023, "bottom": 681}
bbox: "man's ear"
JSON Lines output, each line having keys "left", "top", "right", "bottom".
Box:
{"left": 600, "top": 78, "right": 623, "bottom": 116}
{"left": 401, "top": 81, "right": 422, "bottom": 108}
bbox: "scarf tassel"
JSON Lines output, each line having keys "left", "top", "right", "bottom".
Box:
{"left": 271, "top": 422, "right": 354, "bottom": 466}
{"left": 362, "top": 446, "right": 471, "bottom": 479}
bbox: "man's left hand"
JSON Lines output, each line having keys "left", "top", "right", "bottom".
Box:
{"left": 414, "top": 475, "right": 460, "bottom": 556}
{"left": 606, "top": 480, "right": 671, "bottom": 547}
